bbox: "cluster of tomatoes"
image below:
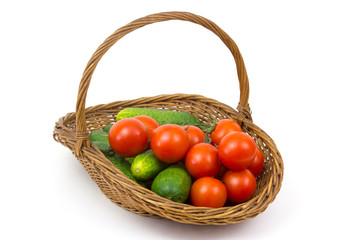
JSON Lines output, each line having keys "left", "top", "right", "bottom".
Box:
{"left": 108, "top": 115, "right": 264, "bottom": 208}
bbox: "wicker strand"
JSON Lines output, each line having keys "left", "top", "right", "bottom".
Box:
{"left": 237, "top": 103, "right": 253, "bottom": 125}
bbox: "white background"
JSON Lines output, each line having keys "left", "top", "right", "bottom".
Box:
{"left": 1, "top": 1, "right": 359, "bottom": 239}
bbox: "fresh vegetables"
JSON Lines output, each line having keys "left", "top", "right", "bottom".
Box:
{"left": 116, "top": 107, "right": 202, "bottom": 126}
{"left": 150, "top": 124, "right": 190, "bottom": 163}
{"left": 133, "top": 115, "right": 160, "bottom": 139}
{"left": 130, "top": 150, "right": 168, "bottom": 181}
{"left": 105, "top": 154, "right": 147, "bottom": 188}
{"left": 182, "top": 125, "right": 205, "bottom": 147}
{"left": 222, "top": 169, "right": 257, "bottom": 203}
{"left": 190, "top": 177, "right": 227, "bottom": 208}
{"left": 185, "top": 143, "right": 220, "bottom": 179}
{"left": 90, "top": 130, "right": 114, "bottom": 156}
{"left": 209, "top": 119, "right": 242, "bottom": 146}
{"left": 90, "top": 108, "right": 265, "bottom": 208}
{"left": 247, "top": 147, "right": 265, "bottom": 177}
{"left": 108, "top": 118, "right": 148, "bottom": 157}
{"left": 151, "top": 164, "right": 192, "bottom": 203}
{"left": 218, "top": 131, "right": 257, "bottom": 170}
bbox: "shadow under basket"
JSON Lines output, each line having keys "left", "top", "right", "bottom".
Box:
{"left": 53, "top": 12, "right": 284, "bottom": 225}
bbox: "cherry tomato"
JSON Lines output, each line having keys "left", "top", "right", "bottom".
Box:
{"left": 108, "top": 118, "right": 148, "bottom": 157}
{"left": 247, "top": 147, "right": 264, "bottom": 177}
{"left": 210, "top": 119, "right": 242, "bottom": 146}
{"left": 150, "top": 124, "right": 190, "bottom": 163}
{"left": 185, "top": 143, "right": 220, "bottom": 178}
{"left": 182, "top": 125, "right": 205, "bottom": 147}
{"left": 218, "top": 131, "right": 256, "bottom": 170}
{"left": 222, "top": 169, "right": 256, "bottom": 203}
{"left": 133, "top": 115, "right": 160, "bottom": 139}
{"left": 190, "top": 177, "right": 227, "bottom": 208}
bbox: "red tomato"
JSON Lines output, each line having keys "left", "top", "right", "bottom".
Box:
{"left": 247, "top": 147, "right": 264, "bottom": 177}
{"left": 108, "top": 118, "right": 148, "bottom": 157}
{"left": 190, "top": 177, "right": 227, "bottom": 208}
{"left": 133, "top": 115, "right": 160, "bottom": 139}
{"left": 182, "top": 125, "right": 205, "bottom": 147}
{"left": 150, "top": 124, "right": 190, "bottom": 163}
{"left": 218, "top": 131, "right": 256, "bottom": 170}
{"left": 222, "top": 169, "right": 256, "bottom": 203}
{"left": 210, "top": 119, "right": 242, "bottom": 146}
{"left": 185, "top": 143, "right": 220, "bottom": 178}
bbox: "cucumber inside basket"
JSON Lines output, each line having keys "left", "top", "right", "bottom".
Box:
{"left": 53, "top": 11, "right": 283, "bottom": 225}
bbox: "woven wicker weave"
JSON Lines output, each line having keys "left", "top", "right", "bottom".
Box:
{"left": 53, "top": 11, "right": 283, "bottom": 225}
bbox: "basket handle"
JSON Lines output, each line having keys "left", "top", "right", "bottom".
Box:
{"left": 75, "top": 11, "right": 250, "bottom": 156}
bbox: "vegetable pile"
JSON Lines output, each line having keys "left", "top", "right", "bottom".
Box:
{"left": 90, "top": 108, "right": 264, "bottom": 208}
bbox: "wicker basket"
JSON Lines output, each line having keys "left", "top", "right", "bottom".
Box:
{"left": 53, "top": 11, "right": 283, "bottom": 225}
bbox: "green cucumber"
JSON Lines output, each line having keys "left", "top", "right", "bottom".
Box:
{"left": 131, "top": 150, "right": 168, "bottom": 181}
{"left": 151, "top": 164, "right": 192, "bottom": 203}
{"left": 106, "top": 154, "right": 146, "bottom": 188}
{"left": 116, "top": 108, "right": 202, "bottom": 126}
